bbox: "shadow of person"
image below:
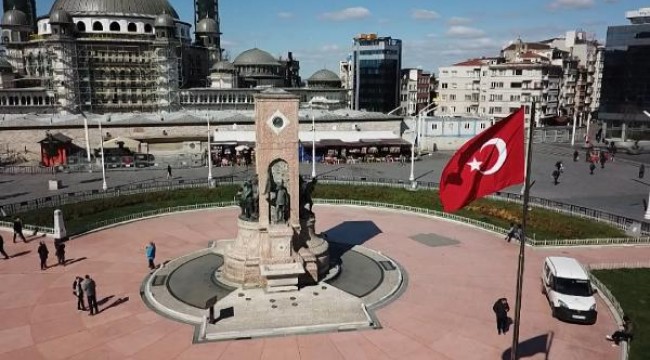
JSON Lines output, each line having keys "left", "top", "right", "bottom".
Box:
{"left": 99, "top": 296, "right": 129, "bottom": 314}
{"left": 64, "top": 257, "right": 87, "bottom": 266}
{"left": 10, "top": 250, "right": 31, "bottom": 258}
{"left": 502, "top": 332, "right": 554, "bottom": 360}
{"left": 504, "top": 317, "right": 514, "bottom": 334}
{"left": 96, "top": 295, "right": 115, "bottom": 307}
{"left": 211, "top": 306, "right": 234, "bottom": 324}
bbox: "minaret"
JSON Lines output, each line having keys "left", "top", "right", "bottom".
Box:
{"left": 194, "top": 0, "right": 222, "bottom": 61}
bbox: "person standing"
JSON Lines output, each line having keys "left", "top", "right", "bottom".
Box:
{"left": 55, "top": 240, "right": 66, "bottom": 266}
{"left": 145, "top": 242, "right": 156, "bottom": 270}
{"left": 590, "top": 162, "right": 596, "bottom": 175}
{"left": 607, "top": 316, "right": 634, "bottom": 346}
{"left": 552, "top": 169, "right": 560, "bottom": 185}
{"left": 514, "top": 224, "right": 523, "bottom": 242}
{"left": 505, "top": 223, "right": 516, "bottom": 243}
{"left": 73, "top": 276, "right": 86, "bottom": 311}
{"left": 13, "top": 217, "right": 26, "bottom": 243}
{"left": 0, "top": 234, "right": 9, "bottom": 259}
{"left": 492, "top": 298, "right": 510, "bottom": 335}
{"left": 639, "top": 164, "right": 645, "bottom": 179}
{"left": 166, "top": 164, "right": 172, "bottom": 179}
{"left": 573, "top": 150, "right": 579, "bottom": 162}
{"left": 600, "top": 151, "right": 607, "bottom": 169}
{"left": 82, "top": 275, "right": 99, "bottom": 315}
{"left": 37, "top": 241, "right": 49, "bottom": 270}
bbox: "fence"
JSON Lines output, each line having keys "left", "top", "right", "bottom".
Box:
{"left": 532, "top": 127, "right": 586, "bottom": 144}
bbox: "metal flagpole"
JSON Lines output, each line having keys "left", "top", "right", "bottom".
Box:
{"left": 511, "top": 102, "right": 535, "bottom": 360}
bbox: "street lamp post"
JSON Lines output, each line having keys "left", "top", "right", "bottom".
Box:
{"left": 207, "top": 113, "right": 213, "bottom": 185}
{"left": 311, "top": 105, "right": 316, "bottom": 178}
{"left": 409, "top": 116, "right": 417, "bottom": 189}
{"left": 416, "top": 104, "right": 438, "bottom": 156}
{"left": 98, "top": 117, "right": 107, "bottom": 191}
{"left": 81, "top": 114, "right": 92, "bottom": 167}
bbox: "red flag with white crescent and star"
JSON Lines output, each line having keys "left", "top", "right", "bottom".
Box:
{"left": 439, "top": 107, "right": 525, "bottom": 212}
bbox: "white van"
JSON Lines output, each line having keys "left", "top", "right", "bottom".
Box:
{"left": 541, "top": 256, "right": 597, "bottom": 324}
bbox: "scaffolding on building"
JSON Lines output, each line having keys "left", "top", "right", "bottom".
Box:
{"left": 74, "top": 42, "right": 159, "bottom": 113}
{"left": 154, "top": 43, "right": 181, "bottom": 112}
{"left": 46, "top": 38, "right": 80, "bottom": 109}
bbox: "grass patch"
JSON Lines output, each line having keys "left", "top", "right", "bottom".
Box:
{"left": 592, "top": 268, "right": 650, "bottom": 360}
{"left": 7, "top": 184, "right": 625, "bottom": 240}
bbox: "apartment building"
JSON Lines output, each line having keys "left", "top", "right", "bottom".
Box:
{"left": 437, "top": 58, "right": 490, "bottom": 118}
{"left": 399, "top": 68, "right": 431, "bottom": 116}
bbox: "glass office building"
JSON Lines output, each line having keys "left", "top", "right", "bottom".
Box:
{"left": 352, "top": 34, "right": 402, "bottom": 113}
{"left": 599, "top": 8, "right": 650, "bottom": 139}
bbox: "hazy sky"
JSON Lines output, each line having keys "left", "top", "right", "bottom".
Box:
{"left": 35, "top": 0, "right": 649, "bottom": 76}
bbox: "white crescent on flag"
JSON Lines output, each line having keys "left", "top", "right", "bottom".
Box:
{"left": 480, "top": 138, "right": 507, "bottom": 175}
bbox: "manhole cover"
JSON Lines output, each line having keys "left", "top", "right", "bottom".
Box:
{"left": 238, "top": 293, "right": 245, "bottom": 297}
{"left": 245, "top": 298, "right": 251, "bottom": 301}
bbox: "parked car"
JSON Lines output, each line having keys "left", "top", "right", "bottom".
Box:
{"left": 541, "top": 256, "right": 597, "bottom": 324}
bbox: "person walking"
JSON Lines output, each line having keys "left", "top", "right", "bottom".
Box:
{"left": 166, "top": 164, "right": 172, "bottom": 179}
{"left": 145, "top": 242, "right": 156, "bottom": 270}
{"left": 514, "top": 224, "right": 523, "bottom": 242}
{"left": 639, "top": 164, "right": 645, "bottom": 179}
{"left": 595, "top": 127, "right": 603, "bottom": 143}
{"left": 552, "top": 169, "right": 560, "bottom": 185}
{"left": 73, "top": 276, "right": 86, "bottom": 311}
{"left": 505, "top": 223, "right": 516, "bottom": 243}
{"left": 82, "top": 275, "right": 99, "bottom": 315}
{"left": 606, "top": 316, "right": 634, "bottom": 346}
{"left": 492, "top": 298, "right": 510, "bottom": 335}
{"left": 573, "top": 150, "right": 579, "bottom": 162}
{"left": 12, "top": 217, "right": 26, "bottom": 243}
{"left": 55, "top": 240, "right": 66, "bottom": 266}
{"left": 599, "top": 151, "right": 607, "bottom": 169}
{"left": 590, "top": 162, "right": 596, "bottom": 175}
{"left": 0, "top": 234, "right": 9, "bottom": 259}
{"left": 37, "top": 241, "right": 49, "bottom": 270}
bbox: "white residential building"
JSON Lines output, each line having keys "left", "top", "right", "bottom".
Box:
{"left": 399, "top": 68, "right": 431, "bottom": 116}
{"left": 437, "top": 58, "right": 491, "bottom": 118}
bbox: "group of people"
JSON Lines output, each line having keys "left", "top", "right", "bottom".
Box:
{"left": 72, "top": 275, "right": 100, "bottom": 315}
{"left": 37, "top": 239, "right": 67, "bottom": 270}
{"left": 505, "top": 223, "right": 523, "bottom": 243}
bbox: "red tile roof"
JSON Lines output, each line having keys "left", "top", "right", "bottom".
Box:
{"left": 452, "top": 58, "right": 485, "bottom": 66}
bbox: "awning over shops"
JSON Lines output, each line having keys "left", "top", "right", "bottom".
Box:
{"left": 210, "top": 130, "right": 401, "bottom": 145}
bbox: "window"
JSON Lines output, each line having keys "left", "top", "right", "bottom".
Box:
{"left": 510, "top": 82, "right": 522, "bottom": 88}
{"left": 449, "top": 94, "right": 456, "bottom": 101}
{"left": 465, "top": 95, "right": 472, "bottom": 101}
{"left": 441, "top": 83, "right": 448, "bottom": 89}
{"left": 93, "top": 21, "right": 103, "bottom": 31}
{"left": 110, "top": 22, "right": 120, "bottom": 31}
{"left": 76, "top": 21, "right": 86, "bottom": 32}
{"left": 514, "top": 69, "right": 523, "bottom": 76}
{"left": 144, "top": 23, "right": 153, "bottom": 33}
{"left": 466, "top": 107, "right": 472, "bottom": 113}
{"left": 464, "top": 123, "right": 471, "bottom": 129}
{"left": 127, "top": 23, "right": 137, "bottom": 32}
{"left": 480, "top": 123, "right": 486, "bottom": 129}
{"left": 432, "top": 124, "right": 438, "bottom": 130}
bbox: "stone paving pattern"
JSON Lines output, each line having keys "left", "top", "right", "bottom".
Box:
{"left": 1, "top": 206, "right": 649, "bottom": 359}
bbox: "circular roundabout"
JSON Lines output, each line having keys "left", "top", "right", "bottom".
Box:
{"left": 2, "top": 205, "right": 647, "bottom": 359}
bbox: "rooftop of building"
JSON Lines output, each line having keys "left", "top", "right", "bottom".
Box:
{"left": 0, "top": 109, "right": 402, "bottom": 128}
{"left": 49, "top": 0, "right": 179, "bottom": 18}
{"left": 307, "top": 69, "right": 341, "bottom": 83}
{"left": 502, "top": 42, "right": 551, "bottom": 51}
{"left": 233, "top": 48, "right": 280, "bottom": 66}
{"left": 627, "top": 7, "right": 650, "bottom": 24}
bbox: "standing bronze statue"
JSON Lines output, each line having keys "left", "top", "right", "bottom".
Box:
{"left": 237, "top": 180, "right": 254, "bottom": 220}
{"left": 299, "top": 176, "right": 317, "bottom": 219}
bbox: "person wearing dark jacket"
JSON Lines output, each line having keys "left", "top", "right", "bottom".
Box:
{"left": 0, "top": 235, "right": 9, "bottom": 259}
{"left": 37, "top": 241, "right": 49, "bottom": 270}
{"left": 492, "top": 298, "right": 510, "bottom": 335}
{"left": 607, "top": 316, "right": 634, "bottom": 346}
{"left": 13, "top": 217, "right": 26, "bottom": 243}
{"left": 73, "top": 276, "right": 86, "bottom": 311}
{"left": 55, "top": 240, "right": 66, "bottom": 266}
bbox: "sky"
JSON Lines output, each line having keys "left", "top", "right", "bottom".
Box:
{"left": 35, "top": 0, "right": 649, "bottom": 77}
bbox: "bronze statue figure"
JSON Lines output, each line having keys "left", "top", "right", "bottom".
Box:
{"left": 237, "top": 180, "right": 254, "bottom": 220}
{"left": 299, "top": 176, "right": 317, "bottom": 219}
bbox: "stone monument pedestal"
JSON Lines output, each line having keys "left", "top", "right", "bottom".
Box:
{"left": 297, "top": 216, "right": 329, "bottom": 283}
{"left": 222, "top": 219, "right": 264, "bottom": 287}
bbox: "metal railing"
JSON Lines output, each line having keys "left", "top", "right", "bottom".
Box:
{"left": 0, "top": 220, "right": 54, "bottom": 234}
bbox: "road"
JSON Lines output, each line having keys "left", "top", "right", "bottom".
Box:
{"left": 1, "top": 143, "right": 649, "bottom": 221}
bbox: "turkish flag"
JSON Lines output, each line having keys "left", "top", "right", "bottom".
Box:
{"left": 439, "top": 107, "right": 525, "bottom": 212}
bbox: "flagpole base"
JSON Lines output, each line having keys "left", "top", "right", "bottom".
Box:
{"left": 406, "top": 181, "right": 419, "bottom": 191}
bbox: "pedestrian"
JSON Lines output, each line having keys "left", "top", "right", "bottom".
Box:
{"left": 492, "top": 297, "right": 510, "bottom": 335}
{"left": 145, "top": 242, "right": 156, "bottom": 270}
{"left": 552, "top": 169, "right": 560, "bottom": 185}
{"left": 595, "top": 127, "right": 603, "bottom": 143}
{"left": 639, "top": 164, "right": 645, "bottom": 179}
{"left": 600, "top": 152, "right": 607, "bottom": 169}
{"left": 82, "top": 275, "right": 99, "bottom": 315}
{"left": 12, "top": 217, "right": 26, "bottom": 243}
{"left": 73, "top": 276, "right": 86, "bottom": 311}
{"left": 505, "top": 222, "right": 516, "bottom": 242}
{"left": 514, "top": 224, "right": 523, "bottom": 242}
{"left": 606, "top": 316, "right": 634, "bottom": 346}
{"left": 0, "top": 234, "right": 9, "bottom": 259}
{"left": 573, "top": 150, "right": 579, "bottom": 162}
{"left": 37, "top": 241, "right": 49, "bottom": 270}
{"left": 555, "top": 160, "right": 563, "bottom": 173}
{"left": 55, "top": 240, "right": 66, "bottom": 266}
{"left": 590, "top": 162, "right": 596, "bottom": 175}
{"left": 166, "top": 164, "right": 172, "bottom": 179}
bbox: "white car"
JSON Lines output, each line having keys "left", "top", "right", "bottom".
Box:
{"left": 541, "top": 256, "right": 597, "bottom": 324}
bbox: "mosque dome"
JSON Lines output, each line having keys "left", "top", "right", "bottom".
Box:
{"left": 154, "top": 13, "right": 175, "bottom": 28}
{"left": 49, "top": 9, "right": 73, "bottom": 24}
{"left": 308, "top": 69, "right": 341, "bottom": 83}
{"left": 2, "top": 9, "right": 28, "bottom": 26}
{"left": 233, "top": 48, "right": 280, "bottom": 66}
{"left": 196, "top": 17, "right": 218, "bottom": 34}
{"left": 49, "top": 0, "right": 179, "bottom": 18}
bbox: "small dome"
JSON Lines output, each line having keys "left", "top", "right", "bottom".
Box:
{"left": 196, "top": 17, "right": 218, "bottom": 34}
{"left": 154, "top": 13, "right": 175, "bottom": 28}
{"left": 2, "top": 9, "right": 28, "bottom": 27}
{"left": 49, "top": 9, "right": 73, "bottom": 24}
{"left": 233, "top": 48, "right": 280, "bottom": 66}
{"left": 211, "top": 61, "right": 235, "bottom": 72}
{"left": 0, "top": 58, "right": 13, "bottom": 73}
{"left": 308, "top": 69, "right": 341, "bottom": 83}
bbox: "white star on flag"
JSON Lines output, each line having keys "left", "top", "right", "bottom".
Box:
{"left": 466, "top": 157, "right": 483, "bottom": 172}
